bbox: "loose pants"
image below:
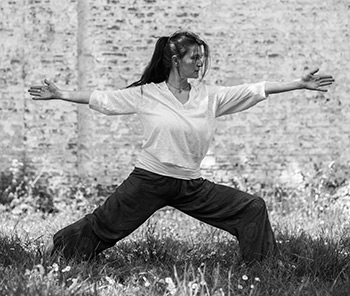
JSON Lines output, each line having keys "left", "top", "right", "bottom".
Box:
{"left": 53, "top": 168, "right": 277, "bottom": 263}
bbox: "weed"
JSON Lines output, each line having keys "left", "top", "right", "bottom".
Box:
{"left": 0, "top": 160, "right": 349, "bottom": 295}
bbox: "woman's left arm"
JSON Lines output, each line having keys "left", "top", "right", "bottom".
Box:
{"left": 265, "top": 68, "right": 335, "bottom": 96}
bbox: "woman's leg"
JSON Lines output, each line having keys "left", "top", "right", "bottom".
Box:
{"left": 51, "top": 168, "right": 170, "bottom": 260}
{"left": 171, "top": 178, "right": 277, "bottom": 263}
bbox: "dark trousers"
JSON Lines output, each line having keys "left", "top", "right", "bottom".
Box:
{"left": 53, "top": 167, "right": 277, "bottom": 263}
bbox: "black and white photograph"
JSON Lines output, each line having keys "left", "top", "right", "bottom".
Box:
{"left": 0, "top": 0, "right": 348, "bottom": 295}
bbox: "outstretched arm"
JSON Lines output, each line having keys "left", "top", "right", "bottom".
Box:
{"left": 265, "top": 68, "right": 334, "bottom": 96}
{"left": 28, "top": 79, "right": 92, "bottom": 104}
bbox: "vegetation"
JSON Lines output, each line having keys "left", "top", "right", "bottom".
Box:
{"left": 0, "top": 160, "right": 349, "bottom": 295}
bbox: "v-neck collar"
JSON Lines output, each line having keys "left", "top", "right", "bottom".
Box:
{"left": 162, "top": 81, "right": 193, "bottom": 107}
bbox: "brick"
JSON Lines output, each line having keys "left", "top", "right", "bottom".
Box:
{"left": 0, "top": 0, "right": 349, "bottom": 188}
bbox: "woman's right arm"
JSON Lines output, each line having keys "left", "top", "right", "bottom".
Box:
{"left": 28, "top": 79, "right": 92, "bottom": 104}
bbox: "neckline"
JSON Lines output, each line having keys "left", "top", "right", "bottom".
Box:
{"left": 163, "top": 81, "right": 192, "bottom": 106}
{"left": 166, "top": 81, "right": 191, "bottom": 93}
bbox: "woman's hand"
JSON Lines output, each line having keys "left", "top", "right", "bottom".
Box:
{"left": 28, "top": 79, "right": 91, "bottom": 104}
{"left": 300, "top": 68, "right": 335, "bottom": 92}
{"left": 28, "top": 79, "right": 61, "bottom": 100}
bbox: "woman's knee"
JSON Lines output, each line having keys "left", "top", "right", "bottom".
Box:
{"left": 247, "top": 196, "right": 268, "bottom": 214}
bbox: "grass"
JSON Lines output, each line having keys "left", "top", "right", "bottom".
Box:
{"left": 1, "top": 160, "right": 350, "bottom": 295}
{"left": 0, "top": 205, "right": 349, "bottom": 296}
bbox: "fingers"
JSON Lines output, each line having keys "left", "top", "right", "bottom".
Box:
{"left": 28, "top": 87, "right": 42, "bottom": 93}
{"left": 319, "top": 75, "right": 334, "bottom": 80}
{"left": 312, "top": 78, "right": 334, "bottom": 92}
{"left": 28, "top": 88, "right": 42, "bottom": 98}
{"left": 28, "top": 79, "right": 51, "bottom": 99}
{"left": 310, "top": 70, "right": 335, "bottom": 90}
{"left": 29, "top": 85, "right": 44, "bottom": 89}
{"left": 319, "top": 76, "right": 335, "bottom": 85}
{"left": 319, "top": 81, "right": 334, "bottom": 87}
{"left": 28, "top": 84, "right": 45, "bottom": 98}
{"left": 309, "top": 68, "right": 319, "bottom": 75}
{"left": 309, "top": 68, "right": 335, "bottom": 83}
{"left": 304, "top": 68, "right": 335, "bottom": 92}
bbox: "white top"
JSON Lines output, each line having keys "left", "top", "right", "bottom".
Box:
{"left": 89, "top": 81, "right": 268, "bottom": 179}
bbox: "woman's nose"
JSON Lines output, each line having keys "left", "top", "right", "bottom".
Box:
{"left": 197, "top": 59, "right": 203, "bottom": 67}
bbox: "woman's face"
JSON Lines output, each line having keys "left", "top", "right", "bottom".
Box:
{"left": 177, "top": 44, "right": 204, "bottom": 79}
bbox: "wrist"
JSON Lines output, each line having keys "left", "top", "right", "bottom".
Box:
{"left": 57, "top": 90, "right": 68, "bottom": 100}
{"left": 294, "top": 78, "right": 305, "bottom": 90}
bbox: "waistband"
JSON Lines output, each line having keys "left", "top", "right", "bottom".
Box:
{"left": 135, "top": 150, "right": 201, "bottom": 180}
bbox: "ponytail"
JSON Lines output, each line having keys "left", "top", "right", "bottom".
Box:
{"left": 128, "top": 31, "right": 210, "bottom": 88}
{"left": 128, "top": 36, "right": 170, "bottom": 88}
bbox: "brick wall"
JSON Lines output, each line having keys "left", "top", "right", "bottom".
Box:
{"left": 1, "top": 0, "right": 349, "bottom": 187}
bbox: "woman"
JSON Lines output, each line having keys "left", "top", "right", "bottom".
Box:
{"left": 28, "top": 31, "right": 334, "bottom": 263}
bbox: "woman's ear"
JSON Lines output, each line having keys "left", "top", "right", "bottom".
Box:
{"left": 171, "top": 55, "right": 179, "bottom": 67}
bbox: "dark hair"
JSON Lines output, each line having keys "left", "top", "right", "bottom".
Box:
{"left": 128, "top": 31, "right": 210, "bottom": 88}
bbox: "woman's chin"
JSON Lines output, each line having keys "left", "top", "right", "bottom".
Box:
{"left": 192, "top": 72, "right": 199, "bottom": 79}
